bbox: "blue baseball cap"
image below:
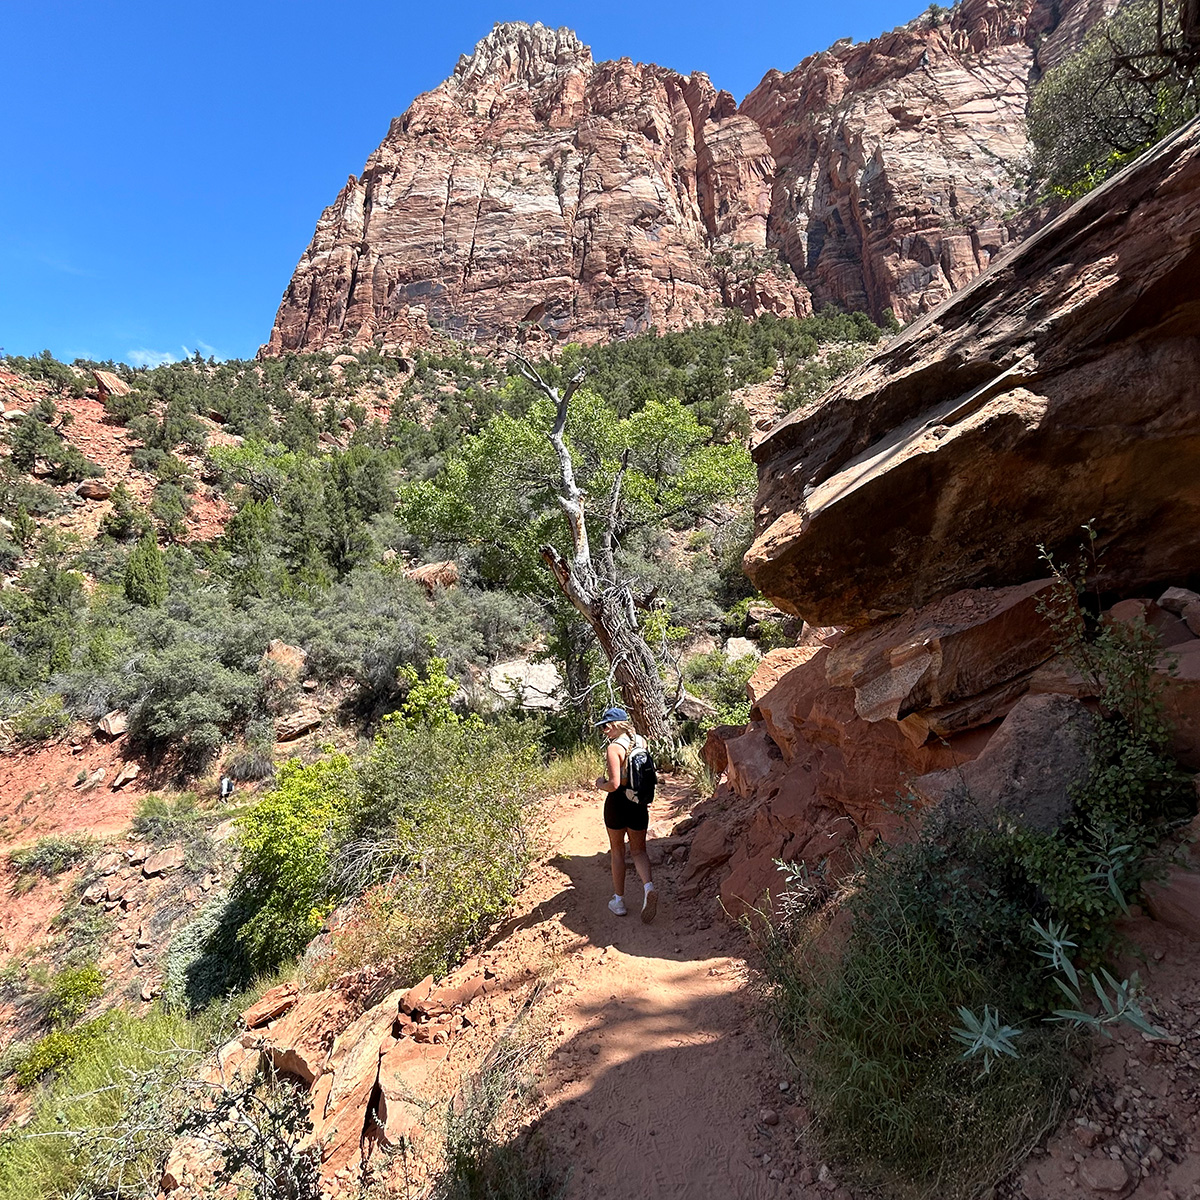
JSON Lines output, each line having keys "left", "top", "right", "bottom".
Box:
{"left": 593, "top": 706, "right": 629, "bottom": 726}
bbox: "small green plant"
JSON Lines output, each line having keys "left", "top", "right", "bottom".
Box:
{"left": 43, "top": 963, "right": 105, "bottom": 1028}
{"left": 131, "top": 792, "right": 201, "bottom": 843}
{"left": 949, "top": 1005, "right": 1023, "bottom": 1074}
{"left": 10, "top": 835, "right": 90, "bottom": 880}
{"left": 16, "top": 1015, "right": 113, "bottom": 1088}
{"left": 10, "top": 693, "right": 70, "bottom": 743}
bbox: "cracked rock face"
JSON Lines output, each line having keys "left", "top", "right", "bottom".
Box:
{"left": 263, "top": 21, "right": 803, "bottom": 354}
{"left": 266, "top": 2, "right": 1104, "bottom": 354}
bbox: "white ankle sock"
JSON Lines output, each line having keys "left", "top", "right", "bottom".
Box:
{"left": 644, "top": 881, "right": 655, "bottom": 892}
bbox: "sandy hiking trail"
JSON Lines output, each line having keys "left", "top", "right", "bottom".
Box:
{"left": 483, "top": 780, "right": 821, "bottom": 1200}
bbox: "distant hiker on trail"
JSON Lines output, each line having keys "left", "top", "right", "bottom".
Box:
{"left": 595, "top": 707, "right": 658, "bottom": 923}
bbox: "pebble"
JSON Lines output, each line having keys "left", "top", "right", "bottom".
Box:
{"left": 760, "top": 1108, "right": 779, "bottom": 1126}
{"left": 779, "top": 1080, "right": 791, "bottom": 1092}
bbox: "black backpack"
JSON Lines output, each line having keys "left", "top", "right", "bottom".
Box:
{"left": 623, "top": 737, "right": 657, "bottom": 807}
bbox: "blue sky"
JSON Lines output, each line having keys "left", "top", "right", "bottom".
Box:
{"left": 1, "top": 0, "right": 923, "bottom": 365}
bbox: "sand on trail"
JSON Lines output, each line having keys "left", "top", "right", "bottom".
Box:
{"left": 493, "top": 781, "right": 816, "bottom": 1200}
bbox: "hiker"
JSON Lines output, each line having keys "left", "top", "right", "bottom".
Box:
{"left": 595, "top": 706, "right": 657, "bottom": 923}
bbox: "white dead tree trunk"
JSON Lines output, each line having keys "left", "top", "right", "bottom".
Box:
{"left": 513, "top": 355, "right": 672, "bottom": 741}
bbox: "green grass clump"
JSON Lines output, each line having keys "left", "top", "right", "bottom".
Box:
{"left": 10, "top": 835, "right": 90, "bottom": 880}
{"left": 43, "top": 963, "right": 105, "bottom": 1028}
{"left": 0, "top": 1008, "right": 211, "bottom": 1198}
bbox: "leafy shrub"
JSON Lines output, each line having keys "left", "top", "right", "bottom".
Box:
{"left": 15, "top": 1013, "right": 116, "bottom": 1088}
{"left": 98, "top": 482, "right": 150, "bottom": 541}
{"left": 685, "top": 649, "right": 757, "bottom": 726}
{"left": 10, "top": 835, "right": 90, "bottom": 879}
{"left": 10, "top": 693, "right": 70, "bottom": 743}
{"left": 43, "top": 964, "right": 105, "bottom": 1028}
{"left": 233, "top": 755, "right": 357, "bottom": 973}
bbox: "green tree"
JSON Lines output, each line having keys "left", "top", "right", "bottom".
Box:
{"left": 1028, "top": 0, "right": 1199, "bottom": 196}
{"left": 401, "top": 361, "right": 756, "bottom": 737}
{"left": 124, "top": 531, "right": 168, "bottom": 607}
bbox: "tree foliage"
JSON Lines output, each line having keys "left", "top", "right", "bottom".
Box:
{"left": 1029, "top": 0, "right": 1199, "bottom": 196}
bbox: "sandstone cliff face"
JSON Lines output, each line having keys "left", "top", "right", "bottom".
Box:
{"left": 742, "top": 0, "right": 1058, "bottom": 322}
{"left": 264, "top": 23, "right": 806, "bottom": 355}
{"left": 266, "top": 2, "right": 1102, "bottom": 354}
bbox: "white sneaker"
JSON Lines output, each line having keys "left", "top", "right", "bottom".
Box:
{"left": 608, "top": 895, "right": 627, "bottom": 916}
{"left": 641, "top": 885, "right": 658, "bottom": 924}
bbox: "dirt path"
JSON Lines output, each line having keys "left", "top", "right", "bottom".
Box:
{"left": 480, "top": 781, "right": 826, "bottom": 1200}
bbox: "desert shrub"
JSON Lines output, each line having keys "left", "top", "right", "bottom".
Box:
{"left": 684, "top": 649, "right": 757, "bottom": 726}
{"left": 98, "top": 482, "right": 150, "bottom": 541}
{"left": 781, "top": 343, "right": 875, "bottom": 413}
{"left": 121, "top": 640, "right": 260, "bottom": 760}
{"left": 123, "top": 529, "right": 168, "bottom": 606}
{"left": 7, "top": 401, "right": 101, "bottom": 484}
{"left": 10, "top": 835, "right": 90, "bottom": 879}
{"left": 232, "top": 755, "right": 358, "bottom": 974}
{"left": 42, "top": 963, "right": 105, "bottom": 1028}
{"left": 319, "top": 686, "right": 541, "bottom": 982}
{"left": 131, "top": 792, "right": 202, "bottom": 843}
{"left": 162, "top": 891, "right": 257, "bottom": 1011}
{"left": 10, "top": 692, "right": 70, "bottom": 743}
{"left": 177, "top": 1071, "right": 321, "bottom": 1200}
{"left": 436, "top": 1031, "right": 564, "bottom": 1200}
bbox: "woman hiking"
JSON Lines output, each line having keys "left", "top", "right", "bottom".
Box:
{"left": 594, "top": 707, "right": 657, "bottom": 923}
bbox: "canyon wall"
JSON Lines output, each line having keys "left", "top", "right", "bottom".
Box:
{"left": 689, "top": 117, "right": 1200, "bottom": 914}
{"left": 264, "top": 0, "right": 1100, "bottom": 354}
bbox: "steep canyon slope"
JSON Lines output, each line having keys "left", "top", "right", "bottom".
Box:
{"left": 265, "top": 0, "right": 1101, "bottom": 354}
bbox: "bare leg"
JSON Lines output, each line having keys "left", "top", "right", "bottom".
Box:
{"left": 608, "top": 827, "right": 627, "bottom": 897}
{"left": 627, "top": 829, "right": 653, "bottom": 886}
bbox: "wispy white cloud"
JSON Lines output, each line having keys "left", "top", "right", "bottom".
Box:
{"left": 194, "top": 339, "right": 220, "bottom": 359}
{"left": 127, "top": 348, "right": 175, "bottom": 368}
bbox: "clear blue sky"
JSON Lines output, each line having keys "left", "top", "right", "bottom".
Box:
{"left": 1, "top": 0, "right": 921, "bottom": 366}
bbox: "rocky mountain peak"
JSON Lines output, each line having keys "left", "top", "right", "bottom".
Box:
{"left": 452, "top": 21, "right": 592, "bottom": 91}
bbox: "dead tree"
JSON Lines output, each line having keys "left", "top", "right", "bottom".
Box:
{"left": 512, "top": 354, "right": 672, "bottom": 741}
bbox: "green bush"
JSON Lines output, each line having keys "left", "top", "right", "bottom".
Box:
{"left": 10, "top": 693, "right": 70, "bottom": 743}
{"left": 232, "top": 754, "right": 357, "bottom": 973}
{"left": 684, "top": 649, "right": 757, "bottom": 726}
{"left": 131, "top": 792, "right": 201, "bottom": 843}
{"left": 1028, "top": 0, "right": 1198, "bottom": 197}
{"left": 15, "top": 1013, "right": 116, "bottom": 1088}
{"left": 124, "top": 530, "right": 168, "bottom": 607}
{"left": 10, "top": 836, "right": 90, "bottom": 879}
{"left": 43, "top": 964, "right": 105, "bottom": 1028}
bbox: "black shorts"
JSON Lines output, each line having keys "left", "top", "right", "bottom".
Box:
{"left": 604, "top": 789, "right": 649, "bottom": 832}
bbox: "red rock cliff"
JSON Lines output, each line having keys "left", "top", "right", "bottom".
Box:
{"left": 265, "top": 4, "right": 1100, "bottom": 353}
{"left": 263, "top": 22, "right": 804, "bottom": 355}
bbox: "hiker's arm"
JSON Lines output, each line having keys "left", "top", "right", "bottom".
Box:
{"left": 596, "top": 744, "right": 623, "bottom": 792}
